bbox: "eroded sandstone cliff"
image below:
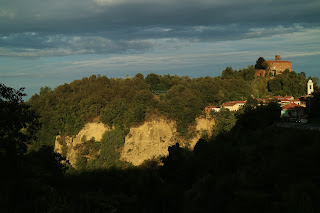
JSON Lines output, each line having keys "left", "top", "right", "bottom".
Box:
{"left": 55, "top": 116, "right": 214, "bottom": 167}
{"left": 54, "top": 122, "right": 109, "bottom": 166}
{"left": 120, "top": 116, "right": 215, "bottom": 166}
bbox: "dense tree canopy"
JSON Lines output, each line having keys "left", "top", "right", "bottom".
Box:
{"left": 268, "top": 71, "right": 307, "bottom": 97}
{"left": 0, "top": 84, "right": 38, "bottom": 177}
{"left": 23, "top": 66, "right": 317, "bottom": 173}
{"left": 1, "top": 67, "right": 320, "bottom": 212}
{"left": 27, "top": 68, "right": 314, "bottom": 151}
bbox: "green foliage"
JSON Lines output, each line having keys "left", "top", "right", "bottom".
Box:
{"left": 75, "top": 129, "right": 126, "bottom": 170}
{"left": 159, "top": 84, "right": 204, "bottom": 134}
{"left": 99, "top": 128, "right": 126, "bottom": 168}
{"left": 145, "top": 73, "right": 161, "bottom": 90}
{"left": 3, "top": 87, "right": 320, "bottom": 212}
{"left": 212, "top": 108, "right": 237, "bottom": 136}
{"left": 159, "top": 104, "right": 320, "bottom": 213}
{"left": 268, "top": 78, "right": 283, "bottom": 92}
{"left": 255, "top": 57, "right": 268, "bottom": 69}
{"left": 221, "top": 66, "right": 236, "bottom": 79}
{"left": 244, "top": 96, "right": 259, "bottom": 109}
{"left": 0, "top": 83, "right": 39, "bottom": 177}
{"left": 236, "top": 101, "right": 281, "bottom": 131}
{"left": 39, "top": 86, "right": 52, "bottom": 96}
{"left": 28, "top": 75, "right": 154, "bottom": 148}
{"left": 29, "top": 67, "right": 310, "bottom": 148}
{"left": 267, "top": 71, "right": 307, "bottom": 97}
{"left": 251, "top": 77, "right": 270, "bottom": 97}
{"left": 221, "top": 66, "right": 255, "bottom": 81}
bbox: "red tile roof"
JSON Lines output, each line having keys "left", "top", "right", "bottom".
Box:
{"left": 282, "top": 103, "right": 305, "bottom": 110}
{"left": 284, "top": 96, "right": 294, "bottom": 99}
{"left": 267, "top": 60, "right": 291, "bottom": 63}
{"left": 274, "top": 95, "right": 293, "bottom": 100}
{"left": 280, "top": 99, "right": 292, "bottom": 102}
{"left": 222, "top": 101, "right": 246, "bottom": 107}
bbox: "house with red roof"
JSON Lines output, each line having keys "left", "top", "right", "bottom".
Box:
{"left": 205, "top": 106, "right": 221, "bottom": 114}
{"left": 274, "top": 95, "right": 294, "bottom": 100}
{"left": 281, "top": 103, "right": 305, "bottom": 119}
{"left": 221, "top": 101, "right": 246, "bottom": 111}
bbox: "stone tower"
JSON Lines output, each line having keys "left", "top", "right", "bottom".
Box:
{"left": 275, "top": 55, "right": 281, "bottom": 61}
{"left": 307, "top": 79, "right": 314, "bottom": 95}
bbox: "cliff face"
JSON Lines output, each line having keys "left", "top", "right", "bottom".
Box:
{"left": 55, "top": 116, "right": 214, "bottom": 167}
{"left": 189, "top": 117, "right": 216, "bottom": 148}
{"left": 120, "top": 118, "right": 178, "bottom": 166}
{"left": 54, "top": 122, "right": 109, "bottom": 166}
{"left": 120, "top": 116, "right": 215, "bottom": 166}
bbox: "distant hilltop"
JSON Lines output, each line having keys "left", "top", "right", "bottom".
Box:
{"left": 255, "top": 55, "right": 292, "bottom": 77}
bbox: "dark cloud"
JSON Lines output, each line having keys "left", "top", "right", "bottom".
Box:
{"left": 0, "top": 0, "right": 319, "bottom": 56}
{"left": 1, "top": 0, "right": 319, "bottom": 32}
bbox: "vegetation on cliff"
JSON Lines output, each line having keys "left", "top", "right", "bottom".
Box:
{"left": 2, "top": 62, "right": 319, "bottom": 212}
{"left": 23, "top": 67, "right": 315, "bottom": 170}
{"left": 28, "top": 67, "right": 311, "bottom": 150}
{"left": 2, "top": 83, "right": 320, "bottom": 212}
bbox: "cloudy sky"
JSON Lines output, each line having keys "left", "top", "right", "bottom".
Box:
{"left": 1, "top": 0, "right": 320, "bottom": 98}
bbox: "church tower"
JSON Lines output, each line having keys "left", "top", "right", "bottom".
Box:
{"left": 307, "top": 79, "right": 314, "bottom": 95}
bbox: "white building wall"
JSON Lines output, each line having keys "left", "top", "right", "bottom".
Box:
{"left": 307, "top": 79, "right": 314, "bottom": 95}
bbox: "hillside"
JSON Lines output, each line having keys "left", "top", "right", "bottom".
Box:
{"left": 1, "top": 69, "right": 320, "bottom": 212}
{"left": 26, "top": 68, "right": 313, "bottom": 170}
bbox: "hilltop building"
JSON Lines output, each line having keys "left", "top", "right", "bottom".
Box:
{"left": 267, "top": 55, "right": 292, "bottom": 73}
{"left": 255, "top": 55, "right": 292, "bottom": 77}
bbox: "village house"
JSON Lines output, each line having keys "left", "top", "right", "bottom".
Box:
{"left": 281, "top": 102, "right": 305, "bottom": 121}
{"left": 273, "top": 95, "right": 307, "bottom": 107}
{"left": 278, "top": 98, "right": 293, "bottom": 106}
{"left": 293, "top": 98, "right": 302, "bottom": 106}
{"left": 257, "top": 96, "right": 293, "bottom": 106}
{"left": 205, "top": 106, "right": 221, "bottom": 114}
{"left": 221, "top": 101, "right": 246, "bottom": 111}
{"left": 274, "top": 95, "right": 294, "bottom": 101}
{"left": 205, "top": 78, "right": 311, "bottom": 116}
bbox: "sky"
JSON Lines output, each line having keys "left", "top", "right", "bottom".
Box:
{"left": 1, "top": 0, "right": 320, "bottom": 99}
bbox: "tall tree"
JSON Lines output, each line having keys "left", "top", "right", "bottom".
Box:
{"left": 255, "top": 57, "right": 268, "bottom": 70}
{"left": 0, "top": 83, "right": 38, "bottom": 177}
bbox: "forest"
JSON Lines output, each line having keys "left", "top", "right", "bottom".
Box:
{"left": 28, "top": 66, "right": 313, "bottom": 147}
{"left": 1, "top": 66, "right": 320, "bottom": 212}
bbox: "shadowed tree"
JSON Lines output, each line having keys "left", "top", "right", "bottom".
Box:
{"left": 0, "top": 83, "right": 39, "bottom": 178}
{"left": 255, "top": 57, "right": 268, "bottom": 70}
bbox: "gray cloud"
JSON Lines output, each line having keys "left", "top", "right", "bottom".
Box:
{"left": 0, "top": 34, "right": 155, "bottom": 56}
{"left": 1, "top": 0, "right": 319, "bottom": 31}
{"left": 0, "top": 0, "right": 319, "bottom": 56}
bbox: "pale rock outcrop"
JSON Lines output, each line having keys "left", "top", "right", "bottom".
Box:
{"left": 121, "top": 116, "right": 215, "bottom": 166}
{"left": 54, "top": 117, "right": 215, "bottom": 167}
{"left": 121, "top": 118, "right": 178, "bottom": 166}
{"left": 188, "top": 117, "right": 215, "bottom": 149}
{"left": 54, "top": 122, "right": 109, "bottom": 166}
